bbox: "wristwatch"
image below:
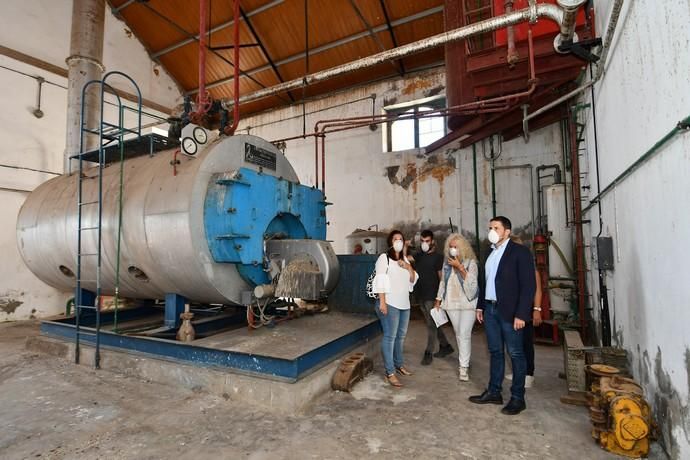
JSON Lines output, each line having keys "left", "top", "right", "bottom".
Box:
{"left": 533, "top": 307, "right": 542, "bottom": 312}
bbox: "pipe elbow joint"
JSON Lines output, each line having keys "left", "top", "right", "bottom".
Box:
{"left": 556, "top": 0, "right": 587, "bottom": 10}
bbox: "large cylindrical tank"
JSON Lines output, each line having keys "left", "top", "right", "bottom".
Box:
{"left": 16, "top": 134, "right": 316, "bottom": 305}
{"left": 545, "top": 183, "right": 574, "bottom": 313}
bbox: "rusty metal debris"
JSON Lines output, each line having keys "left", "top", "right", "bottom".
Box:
{"left": 331, "top": 352, "right": 373, "bottom": 392}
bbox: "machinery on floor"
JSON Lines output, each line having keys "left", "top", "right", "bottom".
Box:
{"left": 588, "top": 368, "right": 654, "bottom": 458}
{"left": 17, "top": 133, "right": 339, "bottom": 317}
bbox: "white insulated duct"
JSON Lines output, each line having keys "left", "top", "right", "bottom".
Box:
{"left": 221, "top": 0, "right": 587, "bottom": 110}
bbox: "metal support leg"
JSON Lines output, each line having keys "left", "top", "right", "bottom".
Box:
{"left": 164, "top": 293, "right": 186, "bottom": 329}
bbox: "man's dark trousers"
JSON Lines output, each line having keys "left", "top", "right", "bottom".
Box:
{"left": 419, "top": 299, "right": 450, "bottom": 353}
{"left": 484, "top": 301, "right": 527, "bottom": 401}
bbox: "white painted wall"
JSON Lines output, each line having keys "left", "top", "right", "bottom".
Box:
{"left": 0, "top": 0, "right": 183, "bottom": 321}
{"left": 579, "top": 1, "right": 690, "bottom": 457}
{"left": 238, "top": 67, "right": 563, "bottom": 257}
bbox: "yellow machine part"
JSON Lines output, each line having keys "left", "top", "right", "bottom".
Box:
{"left": 599, "top": 397, "right": 650, "bottom": 458}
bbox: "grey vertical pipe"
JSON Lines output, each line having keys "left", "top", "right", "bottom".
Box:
{"left": 494, "top": 164, "right": 535, "bottom": 238}
{"left": 65, "top": 0, "right": 105, "bottom": 173}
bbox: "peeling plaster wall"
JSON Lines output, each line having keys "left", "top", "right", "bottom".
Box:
{"left": 0, "top": 1, "right": 183, "bottom": 321}
{"left": 238, "top": 67, "right": 563, "bottom": 260}
{"left": 579, "top": 1, "right": 690, "bottom": 457}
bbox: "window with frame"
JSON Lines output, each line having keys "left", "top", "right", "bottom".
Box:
{"left": 385, "top": 98, "right": 447, "bottom": 152}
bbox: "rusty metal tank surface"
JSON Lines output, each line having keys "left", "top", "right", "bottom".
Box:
{"left": 16, "top": 135, "right": 305, "bottom": 305}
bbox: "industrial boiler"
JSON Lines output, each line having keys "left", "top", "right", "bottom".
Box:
{"left": 17, "top": 133, "right": 339, "bottom": 310}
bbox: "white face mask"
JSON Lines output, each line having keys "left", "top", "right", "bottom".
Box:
{"left": 421, "top": 242, "right": 430, "bottom": 253}
{"left": 488, "top": 229, "right": 500, "bottom": 245}
{"left": 393, "top": 240, "right": 404, "bottom": 253}
{"left": 449, "top": 247, "right": 458, "bottom": 258}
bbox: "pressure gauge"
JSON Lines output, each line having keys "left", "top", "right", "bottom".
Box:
{"left": 181, "top": 136, "right": 198, "bottom": 156}
{"left": 193, "top": 126, "right": 208, "bottom": 144}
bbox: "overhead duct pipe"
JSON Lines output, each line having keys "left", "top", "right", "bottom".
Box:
{"left": 65, "top": 0, "right": 105, "bottom": 173}
{"left": 220, "top": 0, "right": 587, "bottom": 110}
{"left": 554, "top": 0, "right": 585, "bottom": 52}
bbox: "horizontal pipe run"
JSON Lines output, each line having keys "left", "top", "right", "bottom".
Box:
{"left": 222, "top": 3, "right": 566, "bottom": 109}
{"left": 582, "top": 114, "right": 690, "bottom": 214}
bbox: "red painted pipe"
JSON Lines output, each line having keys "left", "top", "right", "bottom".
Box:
{"left": 197, "top": 0, "right": 208, "bottom": 116}
{"left": 225, "top": 0, "right": 241, "bottom": 136}
{"left": 569, "top": 109, "right": 588, "bottom": 341}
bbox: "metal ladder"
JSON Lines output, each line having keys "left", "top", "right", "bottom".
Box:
{"left": 73, "top": 71, "right": 142, "bottom": 368}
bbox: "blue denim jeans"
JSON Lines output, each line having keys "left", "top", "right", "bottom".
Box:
{"left": 375, "top": 302, "right": 410, "bottom": 376}
{"left": 484, "top": 303, "right": 527, "bottom": 401}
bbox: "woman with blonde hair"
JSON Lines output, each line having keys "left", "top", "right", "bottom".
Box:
{"left": 434, "top": 233, "right": 479, "bottom": 381}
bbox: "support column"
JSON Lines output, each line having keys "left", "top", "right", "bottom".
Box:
{"left": 165, "top": 293, "right": 187, "bottom": 329}
{"left": 65, "top": 0, "right": 105, "bottom": 173}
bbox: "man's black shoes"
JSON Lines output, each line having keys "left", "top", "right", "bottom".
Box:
{"left": 421, "top": 351, "right": 433, "bottom": 365}
{"left": 501, "top": 398, "right": 526, "bottom": 415}
{"left": 433, "top": 344, "right": 454, "bottom": 358}
{"left": 468, "top": 390, "right": 503, "bottom": 405}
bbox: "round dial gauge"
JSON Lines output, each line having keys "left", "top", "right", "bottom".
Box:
{"left": 193, "top": 126, "right": 208, "bottom": 144}
{"left": 181, "top": 136, "right": 197, "bottom": 156}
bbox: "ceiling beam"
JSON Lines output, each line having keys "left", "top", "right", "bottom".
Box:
{"left": 111, "top": 0, "right": 136, "bottom": 15}
{"left": 348, "top": 0, "right": 402, "bottom": 76}
{"left": 239, "top": 5, "right": 295, "bottom": 102}
{"left": 137, "top": 2, "right": 289, "bottom": 103}
{"left": 152, "top": 0, "right": 284, "bottom": 59}
{"left": 188, "top": 5, "right": 444, "bottom": 94}
{"left": 379, "top": 0, "right": 405, "bottom": 75}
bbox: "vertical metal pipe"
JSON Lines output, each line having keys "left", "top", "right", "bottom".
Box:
{"left": 505, "top": 1, "right": 519, "bottom": 66}
{"left": 225, "top": 0, "right": 241, "bottom": 135}
{"left": 198, "top": 0, "right": 208, "bottom": 110}
{"left": 314, "top": 134, "right": 319, "bottom": 188}
{"left": 65, "top": 0, "right": 105, "bottom": 173}
{"left": 472, "top": 144, "right": 480, "bottom": 259}
{"left": 491, "top": 160, "right": 497, "bottom": 217}
{"left": 568, "top": 110, "right": 588, "bottom": 341}
{"left": 320, "top": 133, "right": 326, "bottom": 192}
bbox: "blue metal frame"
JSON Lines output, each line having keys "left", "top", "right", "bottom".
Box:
{"left": 40, "top": 315, "right": 381, "bottom": 383}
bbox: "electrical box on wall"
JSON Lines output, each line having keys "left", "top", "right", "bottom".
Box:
{"left": 595, "top": 237, "right": 614, "bottom": 270}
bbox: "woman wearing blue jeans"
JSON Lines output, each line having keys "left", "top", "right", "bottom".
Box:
{"left": 372, "top": 230, "right": 419, "bottom": 387}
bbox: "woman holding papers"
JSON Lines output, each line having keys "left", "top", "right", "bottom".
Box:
{"left": 372, "top": 230, "right": 419, "bottom": 387}
{"left": 434, "top": 233, "right": 479, "bottom": 381}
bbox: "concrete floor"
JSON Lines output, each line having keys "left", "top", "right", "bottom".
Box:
{"left": 0, "top": 318, "right": 639, "bottom": 459}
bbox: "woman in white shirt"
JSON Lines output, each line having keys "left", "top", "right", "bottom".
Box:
{"left": 373, "top": 230, "right": 419, "bottom": 387}
{"left": 434, "top": 233, "right": 478, "bottom": 382}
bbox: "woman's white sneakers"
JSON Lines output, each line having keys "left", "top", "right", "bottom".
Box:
{"left": 459, "top": 367, "right": 469, "bottom": 381}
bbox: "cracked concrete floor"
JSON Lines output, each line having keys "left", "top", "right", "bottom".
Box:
{"left": 0, "top": 318, "right": 642, "bottom": 459}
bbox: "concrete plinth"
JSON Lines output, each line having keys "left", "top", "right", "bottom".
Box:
{"left": 26, "top": 334, "right": 378, "bottom": 414}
